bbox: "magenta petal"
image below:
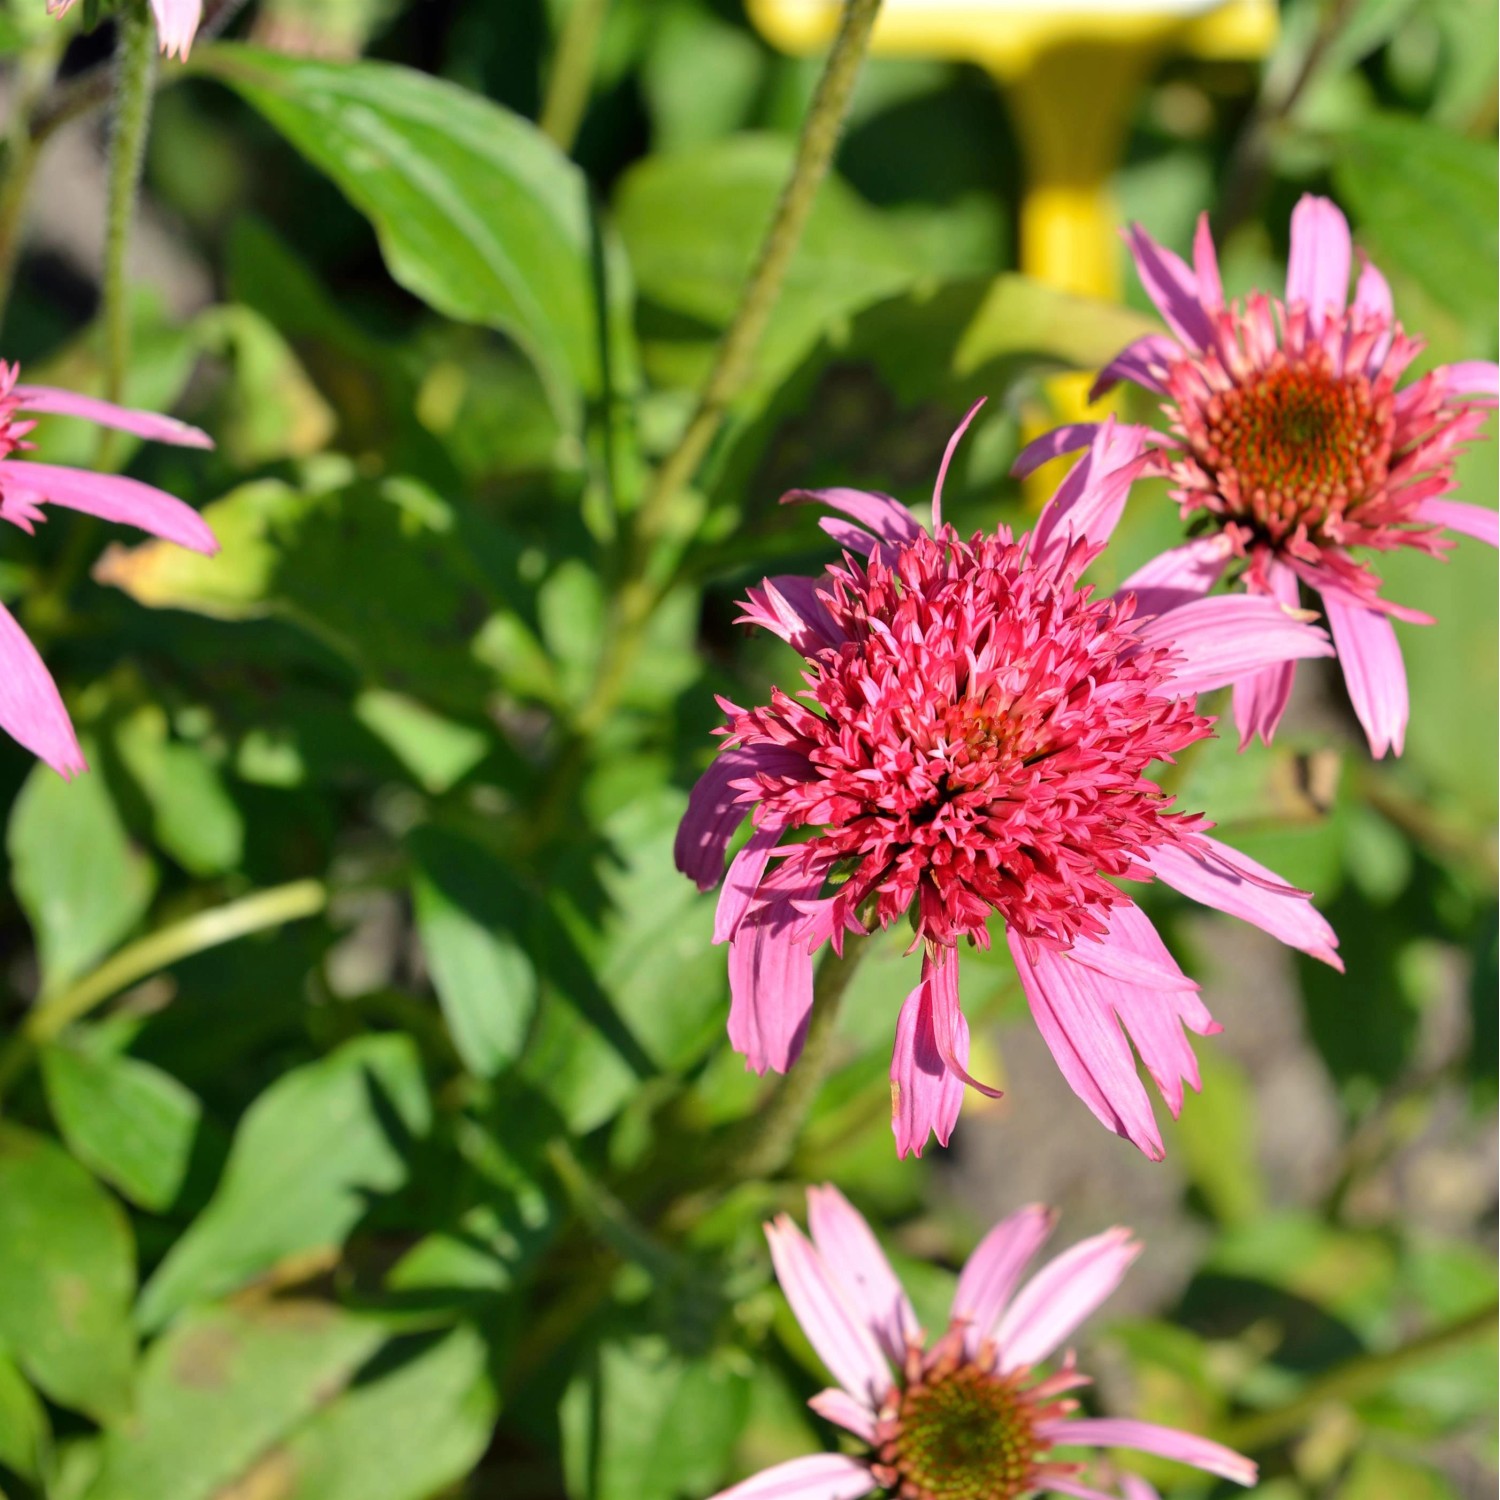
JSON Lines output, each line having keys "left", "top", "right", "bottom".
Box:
{"left": 783, "top": 485, "right": 923, "bottom": 546}
{"left": 1089, "top": 333, "right": 1179, "bottom": 400}
{"left": 740, "top": 575, "right": 845, "bottom": 655}
{"left": 1436, "top": 360, "right": 1500, "bottom": 398}
{"left": 931, "top": 397, "right": 986, "bottom": 528}
{"left": 1286, "top": 195, "right": 1351, "bottom": 329}
{"left": 890, "top": 963, "right": 966, "bottom": 1159}
{"left": 1124, "top": 224, "right": 1215, "bottom": 348}
{"left": 1067, "top": 900, "right": 1199, "bottom": 994}
{"left": 1230, "top": 562, "right": 1299, "bottom": 748}
{"left": 1006, "top": 930, "right": 1164, "bottom": 1159}
{"left": 1324, "top": 593, "right": 1408, "bottom": 758}
{"left": 1419, "top": 498, "right": 1500, "bottom": 547}
{"left": 15, "top": 385, "right": 212, "bottom": 449}
{"left": 1352, "top": 254, "right": 1394, "bottom": 369}
{"left": 1040, "top": 1418, "right": 1256, "bottom": 1486}
{"left": 675, "top": 745, "right": 810, "bottom": 890}
{"left": 925, "top": 949, "right": 1003, "bottom": 1098}
{"left": 764, "top": 1217, "right": 892, "bottom": 1407}
{"left": 1145, "top": 836, "right": 1342, "bottom": 970}
{"left": 994, "top": 1226, "right": 1141, "bottom": 1372}
{"left": 807, "top": 1185, "right": 919, "bottom": 1360}
{"left": 1118, "top": 534, "right": 1231, "bottom": 619}
{"left": 951, "top": 1204, "right": 1057, "bottom": 1358}
{"left": 1031, "top": 421, "right": 1150, "bottom": 574}
{"left": 1011, "top": 423, "right": 1099, "bottom": 480}
{"left": 807, "top": 1388, "right": 877, "bottom": 1444}
{"left": 818, "top": 516, "right": 886, "bottom": 558}
{"left": 713, "top": 824, "right": 783, "bottom": 944}
{"left": 0, "top": 460, "right": 217, "bottom": 554}
{"left": 1136, "top": 592, "right": 1333, "bottom": 697}
{"left": 727, "top": 878, "right": 823, "bottom": 1074}
{"left": 708, "top": 1453, "right": 877, "bottom": 1500}
{"left": 1192, "top": 212, "right": 1223, "bottom": 308}
{"left": 0, "top": 599, "right": 87, "bottom": 778}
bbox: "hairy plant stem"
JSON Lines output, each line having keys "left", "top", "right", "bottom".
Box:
{"left": 0, "top": 879, "right": 327, "bottom": 1100}
{"left": 1222, "top": 1300, "right": 1498, "bottom": 1453}
{"left": 539, "top": 0, "right": 610, "bottom": 154}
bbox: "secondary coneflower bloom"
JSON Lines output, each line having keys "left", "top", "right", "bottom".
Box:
{"left": 0, "top": 362, "right": 216, "bottom": 777}
{"left": 48, "top": 0, "right": 203, "bottom": 59}
{"left": 709, "top": 1185, "right": 1255, "bottom": 1500}
{"left": 1017, "top": 195, "right": 1499, "bottom": 757}
{"left": 676, "top": 408, "right": 1341, "bottom": 1159}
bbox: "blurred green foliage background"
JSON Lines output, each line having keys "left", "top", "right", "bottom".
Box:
{"left": 0, "top": 1, "right": 1493, "bottom": 1498}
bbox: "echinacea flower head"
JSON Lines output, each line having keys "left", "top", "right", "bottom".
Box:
{"left": 677, "top": 408, "right": 1342, "bottom": 1159}
{"left": 48, "top": 0, "right": 203, "bottom": 60}
{"left": 1019, "top": 195, "right": 1499, "bottom": 757}
{"left": 0, "top": 361, "right": 216, "bottom": 777}
{"left": 708, "top": 1185, "right": 1256, "bottom": 1500}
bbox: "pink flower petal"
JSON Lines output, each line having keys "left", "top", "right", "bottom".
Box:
{"left": 932, "top": 398, "right": 985, "bottom": 528}
{"left": 675, "top": 745, "right": 810, "bottom": 890}
{"left": 1419, "top": 498, "right": 1499, "bottom": 547}
{"left": 1066, "top": 900, "right": 1201, "bottom": 994}
{"left": 951, "top": 1204, "right": 1057, "bottom": 1358}
{"left": 1031, "top": 421, "right": 1150, "bottom": 574}
{"left": 1144, "top": 836, "right": 1342, "bottom": 970}
{"left": 1090, "top": 334, "right": 1179, "bottom": 399}
{"left": 728, "top": 871, "right": 824, "bottom": 1074}
{"left": 994, "top": 1226, "right": 1141, "bottom": 1372}
{"left": 1135, "top": 592, "right": 1333, "bottom": 697}
{"left": 925, "top": 949, "right": 1003, "bottom": 1098}
{"left": 1286, "top": 195, "right": 1351, "bottom": 330}
{"left": 149, "top": 0, "right": 202, "bottom": 58}
{"left": 1040, "top": 1418, "right": 1256, "bottom": 1486}
{"left": 1231, "top": 561, "right": 1300, "bottom": 748}
{"left": 818, "top": 516, "right": 886, "bottom": 558}
{"left": 1011, "top": 423, "right": 1099, "bottom": 480}
{"left": 1352, "top": 253, "right": 1394, "bottom": 369}
{"left": 890, "top": 962, "right": 966, "bottom": 1159}
{"left": 783, "top": 486, "right": 923, "bottom": 547}
{"left": 708, "top": 1453, "right": 877, "bottom": 1500}
{"left": 1046, "top": 1481, "right": 1138, "bottom": 1500}
{"left": 764, "top": 1216, "right": 893, "bottom": 1408}
{"left": 1192, "top": 212, "right": 1224, "bottom": 308}
{"left": 1006, "top": 930, "right": 1164, "bottom": 1160}
{"left": 1436, "top": 360, "right": 1500, "bottom": 399}
{"left": 806, "top": 1388, "right": 878, "bottom": 1444}
{"left": 0, "top": 460, "right": 217, "bottom": 555}
{"left": 740, "top": 576, "right": 845, "bottom": 655}
{"left": 15, "top": 385, "right": 212, "bottom": 449}
{"left": 1324, "top": 593, "right": 1408, "bottom": 758}
{"left": 807, "top": 1184, "right": 919, "bottom": 1361}
{"left": 713, "top": 824, "right": 784, "bottom": 944}
{"left": 1124, "top": 224, "right": 1215, "bottom": 349}
{"left": 0, "top": 599, "right": 87, "bottom": 778}
{"left": 1117, "top": 534, "right": 1231, "bottom": 619}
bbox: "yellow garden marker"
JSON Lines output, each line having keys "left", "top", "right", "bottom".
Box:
{"left": 748, "top": 0, "right": 1277, "bottom": 442}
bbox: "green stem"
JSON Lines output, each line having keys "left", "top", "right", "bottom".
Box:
{"left": 0, "top": 879, "right": 327, "bottom": 1098}
{"left": 101, "top": 2, "right": 158, "bottom": 417}
{"left": 1222, "top": 1300, "right": 1498, "bottom": 1453}
{"left": 538, "top": 0, "right": 611, "bottom": 154}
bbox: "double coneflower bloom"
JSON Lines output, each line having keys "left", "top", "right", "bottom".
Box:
{"left": 677, "top": 408, "right": 1341, "bottom": 1159}
{"left": 711, "top": 1186, "right": 1254, "bottom": 1500}
{"left": 1018, "top": 195, "right": 1498, "bottom": 756}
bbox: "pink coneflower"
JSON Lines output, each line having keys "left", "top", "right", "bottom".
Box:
{"left": 709, "top": 1185, "right": 1255, "bottom": 1500}
{"left": 1017, "top": 195, "right": 1498, "bottom": 757}
{"left": 48, "top": 0, "right": 203, "bottom": 59}
{"left": 676, "top": 409, "right": 1341, "bottom": 1159}
{"left": 0, "top": 362, "right": 216, "bottom": 777}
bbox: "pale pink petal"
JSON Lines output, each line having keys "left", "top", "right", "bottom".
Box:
{"left": 708, "top": 1453, "right": 876, "bottom": 1500}
{"left": 713, "top": 824, "right": 784, "bottom": 944}
{"left": 1286, "top": 195, "right": 1351, "bottom": 330}
{"left": 1436, "top": 360, "right": 1500, "bottom": 399}
{"left": 1066, "top": 900, "right": 1200, "bottom": 993}
{"left": 0, "top": 461, "right": 217, "bottom": 554}
{"left": 1122, "top": 1479, "right": 1164, "bottom": 1500}
{"left": 993, "top": 1227, "right": 1141, "bottom": 1372}
{"left": 1144, "top": 836, "right": 1342, "bottom": 969}
{"left": 1118, "top": 534, "right": 1231, "bottom": 618}
{"left": 764, "top": 1217, "right": 892, "bottom": 1407}
{"left": 783, "top": 486, "right": 923, "bottom": 547}
{"left": 1090, "top": 334, "right": 1179, "bottom": 399}
{"left": 1324, "top": 593, "right": 1408, "bottom": 758}
{"left": 807, "top": 1388, "right": 878, "bottom": 1444}
{"left": 1040, "top": 1419, "right": 1256, "bottom": 1486}
{"left": 0, "top": 599, "right": 87, "bottom": 778}
{"left": 890, "top": 963, "right": 966, "bottom": 1159}
{"left": 1192, "top": 212, "right": 1223, "bottom": 308}
{"left": 1011, "top": 423, "right": 1099, "bottom": 480}
{"left": 1045, "top": 1481, "right": 1133, "bottom": 1500}
{"left": 1135, "top": 593, "right": 1333, "bottom": 697}
{"left": 1231, "top": 561, "right": 1299, "bottom": 748}
{"left": 1006, "top": 930, "right": 1164, "bottom": 1160}
{"left": 728, "top": 872, "right": 824, "bottom": 1074}
{"left": 15, "top": 386, "right": 212, "bottom": 448}
{"left": 1418, "top": 499, "right": 1500, "bottom": 546}
{"left": 1123, "top": 224, "right": 1215, "bottom": 349}
{"left": 1031, "top": 421, "right": 1150, "bottom": 573}
{"left": 675, "top": 745, "right": 810, "bottom": 889}
{"left": 951, "top": 1204, "right": 1057, "bottom": 1357}
{"left": 149, "top": 0, "right": 202, "bottom": 58}
{"left": 932, "top": 397, "right": 985, "bottom": 528}
{"left": 925, "top": 949, "right": 1003, "bottom": 1098}
{"left": 807, "top": 1185, "right": 919, "bottom": 1360}
{"left": 1352, "top": 253, "right": 1394, "bottom": 369}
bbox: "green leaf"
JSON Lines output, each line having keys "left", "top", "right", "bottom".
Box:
{"left": 137, "top": 1036, "right": 432, "bottom": 1331}
{"left": 1336, "top": 1449, "right": 1460, "bottom": 1500}
{"left": 1166, "top": 1047, "right": 1267, "bottom": 1227}
{"left": 41, "top": 1037, "right": 208, "bottom": 1212}
{"left": 0, "top": 1345, "right": 50, "bottom": 1481}
{"left": 0, "top": 1124, "right": 136, "bottom": 1421}
{"left": 409, "top": 829, "right": 540, "bottom": 1077}
{"left": 201, "top": 45, "right": 617, "bottom": 426}
{"left": 7, "top": 752, "right": 157, "bottom": 992}
{"left": 84, "top": 1302, "right": 384, "bottom": 1500}
{"left": 270, "top": 1326, "right": 497, "bottom": 1500}
{"left": 354, "top": 689, "right": 490, "bottom": 796}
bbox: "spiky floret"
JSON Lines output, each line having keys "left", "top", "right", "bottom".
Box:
{"left": 725, "top": 525, "right": 1211, "bottom": 953}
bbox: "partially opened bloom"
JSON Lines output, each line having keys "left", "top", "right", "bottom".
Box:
{"left": 48, "top": 0, "right": 203, "bottom": 59}
{"left": 676, "top": 408, "right": 1341, "bottom": 1159}
{"left": 0, "top": 362, "right": 216, "bottom": 777}
{"left": 709, "top": 1186, "right": 1255, "bottom": 1500}
{"left": 1018, "top": 195, "right": 1499, "bottom": 757}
